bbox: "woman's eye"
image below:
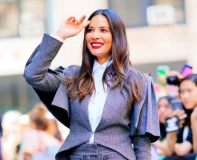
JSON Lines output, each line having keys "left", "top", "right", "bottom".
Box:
{"left": 101, "top": 29, "right": 107, "bottom": 32}
{"left": 87, "top": 29, "right": 93, "bottom": 32}
{"left": 179, "top": 90, "right": 183, "bottom": 94}
{"left": 188, "top": 89, "right": 193, "bottom": 93}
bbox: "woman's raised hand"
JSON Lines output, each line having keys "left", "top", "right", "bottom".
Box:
{"left": 55, "top": 15, "right": 90, "bottom": 40}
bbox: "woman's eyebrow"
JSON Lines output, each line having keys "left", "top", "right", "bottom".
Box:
{"left": 100, "top": 26, "right": 110, "bottom": 29}
{"left": 88, "top": 26, "right": 110, "bottom": 29}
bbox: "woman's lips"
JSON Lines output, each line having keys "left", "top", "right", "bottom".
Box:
{"left": 183, "top": 101, "right": 190, "bottom": 105}
{"left": 91, "top": 42, "right": 104, "bottom": 49}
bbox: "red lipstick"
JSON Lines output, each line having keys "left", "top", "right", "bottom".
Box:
{"left": 90, "top": 42, "right": 104, "bottom": 49}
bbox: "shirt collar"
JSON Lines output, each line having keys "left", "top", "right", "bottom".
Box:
{"left": 93, "top": 59, "right": 112, "bottom": 73}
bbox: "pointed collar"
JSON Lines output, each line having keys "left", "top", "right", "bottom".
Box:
{"left": 93, "top": 59, "right": 112, "bottom": 73}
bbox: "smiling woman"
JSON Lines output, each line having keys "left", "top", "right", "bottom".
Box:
{"left": 179, "top": 74, "right": 197, "bottom": 153}
{"left": 24, "top": 9, "right": 160, "bottom": 160}
{"left": 85, "top": 14, "right": 112, "bottom": 64}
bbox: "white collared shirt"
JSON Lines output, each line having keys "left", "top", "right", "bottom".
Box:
{"left": 88, "top": 60, "right": 110, "bottom": 143}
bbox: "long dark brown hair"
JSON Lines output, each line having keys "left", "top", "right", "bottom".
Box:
{"left": 66, "top": 9, "right": 143, "bottom": 104}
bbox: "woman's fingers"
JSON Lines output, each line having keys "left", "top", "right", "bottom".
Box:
{"left": 171, "top": 109, "right": 183, "bottom": 116}
{"left": 65, "top": 15, "right": 89, "bottom": 29}
{"left": 176, "top": 110, "right": 184, "bottom": 116}
{"left": 82, "top": 20, "right": 90, "bottom": 28}
{"left": 66, "top": 16, "right": 75, "bottom": 22}
{"left": 66, "top": 15, "right": 86, "bottom": 25}
{"left": 170, "top": 109, "right": 179, "bottom": 117}
{"left": 179, "top": 113, "right": 187, "bottom": 120}
{"left": 71, "top": 18, "right": 76, "bottom": 23}
{"left": 170, "top": 109, "right": 187, "bottom": 120}
{"left": 65, "top": 17, "right": 78, "bottom": 25}
{"left": 77, "top": 15, "right": 86, "bottom": 25}
{"left": 75, "top": 15, "right": 90, "bottom": 28}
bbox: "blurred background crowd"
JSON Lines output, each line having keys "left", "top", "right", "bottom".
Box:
{"left": 0, "top": 0, "right": 197, "bottom": 159}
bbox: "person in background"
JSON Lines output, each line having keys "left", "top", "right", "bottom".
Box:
{"left": 163, "top": 104, "right": 192, "bottom": 157}
{"left": 31, "top": 103, "right": 63, "bottom": 142}
{"left": 152, "top": 95, "right": 175, "bottom": 158}
{"left": 17, "top": 105, "right": 60, "bottom": 160}
{"left": 179, "top": 74, "right": 197, "bottom": 153}
{"left": 161, "top": 73, "right": 197, "bottom": 160}
{"left": 46, "top": 116, "right": 63, "bottom": 142}
{"left": 1, "top": 111, "right": 22, "bottom": 160}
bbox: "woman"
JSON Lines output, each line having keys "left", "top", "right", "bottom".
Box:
{"left": 1, "top": 111, "right": 22, "bottom": 160}
{"left": 157, "top": 96, "right": 175, "bottom": 141}
{"left": 24, "top": 9, "right": 160, "bottom": 160}
{"left": 31, "top": 103, "right": 63, "bottom": 142}
{"left": 179, "top": 74, "right": 197, "bottom": 153}
{"left": 158, "top": 74, "right": 197, "bottom": 160}
{"left": 160, "top": 74, "right": 197, "bottom": 159}
{"left": 152, "top": 96, "right": 188, "bottom": 158}
{"left": 17, "top": 105, "right": 61, "bottom": 160}
{"left": 151, "top": 96, "right": 175, "bottom": 160}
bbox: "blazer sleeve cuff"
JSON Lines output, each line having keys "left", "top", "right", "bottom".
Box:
{"left": 130, "top": 75, "right": 160, "bottom": 143}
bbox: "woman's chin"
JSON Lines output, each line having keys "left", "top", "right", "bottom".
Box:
{"left": 184, "top": 104, "right": 195, "bottom": 110}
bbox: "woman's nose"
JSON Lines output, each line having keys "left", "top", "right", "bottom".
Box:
{"left": 182, "top": 92, "right": 189, "bottom": 99}
{"left": 159, "top": 106, "right": 165, "bottom": 112}
{"left": 92, "top": 30, "right": 100, "bottom": 39}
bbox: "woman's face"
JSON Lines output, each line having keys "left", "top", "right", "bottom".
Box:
{"left": 158, "top": 98, "right": 173, "bottom": 124}
{"left": 86, "top": 14, "right": 112, "bottom": 64}
{"left": 179, "top": 80, "right": 197, "bottom": 110}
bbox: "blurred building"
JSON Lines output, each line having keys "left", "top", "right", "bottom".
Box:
{"left": 0, "top": 0, "right": 197, "bottom": 112}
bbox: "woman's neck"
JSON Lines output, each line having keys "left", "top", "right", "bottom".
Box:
{"left": 95, "top": 56, "right": 111, "bottom": 65}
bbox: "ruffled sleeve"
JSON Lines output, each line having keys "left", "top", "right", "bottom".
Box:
{"left": 130, "top": 74, "right": 160, "bottom": 143}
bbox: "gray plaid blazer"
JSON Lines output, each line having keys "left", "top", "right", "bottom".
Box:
{"left": 24, "top": 34, "right": 160, "bottom": 160}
